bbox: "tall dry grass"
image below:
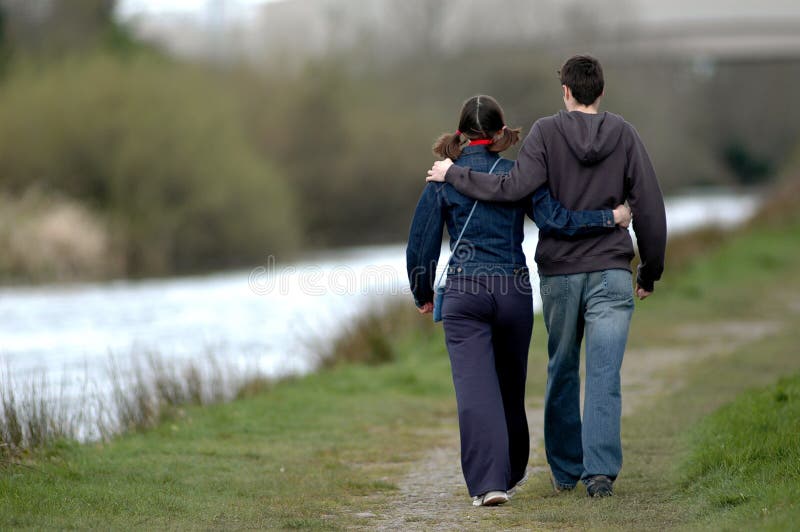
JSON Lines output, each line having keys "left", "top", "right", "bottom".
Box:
{"left": 105, "top": 353, "right": 244, "bottom": 435}
{"left": 0, "top": 368, "right": 84, "bottom": 461}
{"left": 0, "top": 352, "right": 260, "bottom": 462}
{"left": 314, "top": 300, "right": 437, "bottom": 369}
{"left": 752, "top": 170, "right": 800, "bottom": 227}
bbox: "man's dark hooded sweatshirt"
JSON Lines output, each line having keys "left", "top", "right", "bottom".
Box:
{"left": 444, "top": 110, "right": 667, "bottom": 292}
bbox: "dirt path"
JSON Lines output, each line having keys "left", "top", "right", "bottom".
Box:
{"left": 356, "top": 319, "right": 781, "bottom": 531}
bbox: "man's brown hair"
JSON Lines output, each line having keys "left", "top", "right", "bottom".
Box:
{"left": 559, "top": 55, "right": 604, "bottom": 106}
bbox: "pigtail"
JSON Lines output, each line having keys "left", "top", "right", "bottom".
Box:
{"left": 432, "top": 131, "right": 465, "bottom": 160}
{"left": 489, "top": 125, "right": 522, "bottom": 153}
{"left": 434, "top": 95, "right": 516, "bottom": 159}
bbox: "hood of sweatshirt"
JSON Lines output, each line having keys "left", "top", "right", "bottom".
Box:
{"left": 553, "top": 110, "right": 625, "bottom": 166}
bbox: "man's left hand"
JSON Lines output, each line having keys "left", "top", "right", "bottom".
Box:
{"left": 417, "top": 302, "right": 434, "bottom": 314}
{"left": 426, "top": 159, "right": 453, "bottom": 182}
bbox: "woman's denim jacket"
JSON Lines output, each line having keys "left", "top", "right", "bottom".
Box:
{"left": 406, "top": 145, "right": 615, "bottom": 307}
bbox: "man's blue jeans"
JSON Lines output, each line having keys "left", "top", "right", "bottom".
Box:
{"left": 539, "top": 269, "right": 634, "bottom": 487}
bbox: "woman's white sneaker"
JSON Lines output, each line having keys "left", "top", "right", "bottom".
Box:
{"left": 472, "top": 490, "right": 509, "bottom": 506}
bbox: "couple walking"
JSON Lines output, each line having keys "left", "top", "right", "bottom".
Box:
{"left": 406, "top": 55, "right": 667, "bottom": 506}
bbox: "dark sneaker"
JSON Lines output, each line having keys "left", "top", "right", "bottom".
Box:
{"left": 549, "top": 472, "right": 576, "bottom": 494}
{"left": 585, "top": 475, "right": 614, "bottom": 498}
{"left": 507, "top": 469, "right": 530, "bottom": 498}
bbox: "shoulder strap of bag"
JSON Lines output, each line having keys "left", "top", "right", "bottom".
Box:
{"left": 433, "top": 158, "right": 502, "bottom": 289}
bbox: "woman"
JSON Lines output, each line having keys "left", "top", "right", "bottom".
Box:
{"left": 406, "top": 95, "right": 630, "bottom": 506}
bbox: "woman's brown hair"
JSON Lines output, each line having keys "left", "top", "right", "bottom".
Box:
{"left": 432, "top": 95, "right": 522, "bottom": 159}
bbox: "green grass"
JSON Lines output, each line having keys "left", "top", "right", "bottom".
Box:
{"left": 0, "top": 326, "right": 456, "bottom": 530}
{"left": 682, "top": 373, "right": 800, "bottom": 530}
{"left": 1, "top": 217, "right": 800, "bottom": 529}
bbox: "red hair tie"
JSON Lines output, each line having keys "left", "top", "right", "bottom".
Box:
{"left": 455, "top": 130, "right": 462, "bottom": 136}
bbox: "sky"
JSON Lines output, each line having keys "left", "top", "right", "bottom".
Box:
{"left": 117, "top": 0, "right": 283, "bottom": 19}
{"left": 117, "top": 0, "right": 800, "bottom": 22}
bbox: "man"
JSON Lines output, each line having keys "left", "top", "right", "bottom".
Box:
{"left": 426, "top": 55, "right": 667, "bottom": 497}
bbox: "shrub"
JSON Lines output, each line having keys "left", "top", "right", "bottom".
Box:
{"left": 316, "top": 300, "right": 436, "bottom": 368}
{"left": 0, "top": 190, "right": 118, "bottom": 282}
{"left": 0, "top": 54, "right": 300, "bottom": 277}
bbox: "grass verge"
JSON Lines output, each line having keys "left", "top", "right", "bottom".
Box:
{"left": 0, "top": 311, "right": 453, "bottom": 529}
{"left": 681, "top": 373, "right": 800, "bottom": 530}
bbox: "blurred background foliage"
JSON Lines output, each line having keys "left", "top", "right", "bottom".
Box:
{"left": 0, "top": 0, "right": 301, "bottom": 280}
{"left": 0, "top": 0, "right": 798, "bottom": 281}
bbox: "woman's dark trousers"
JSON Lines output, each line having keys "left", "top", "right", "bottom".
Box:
{"left": 442, "top": 275, "right": 533, "bottom": 497}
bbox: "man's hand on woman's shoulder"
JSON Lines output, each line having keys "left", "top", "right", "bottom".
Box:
{"left": 427, "top": 159, "right": 453, "bottom": 182}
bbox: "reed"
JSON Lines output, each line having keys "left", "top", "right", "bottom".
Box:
{"left": 314, "top": 300, "right": 436, "bottom": 368}
{"left": 0, "top": 368, "right": 80, "bottom": 460}
{"left": 0, "top": 352, "right": 263, "bottom": 461}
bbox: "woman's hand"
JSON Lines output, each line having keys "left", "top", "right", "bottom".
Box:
{"left": 417, "top": 302, "right": 434, "bottom": 314}
{"left": 613, "top": 204, "right": 632, "bottom": 228}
